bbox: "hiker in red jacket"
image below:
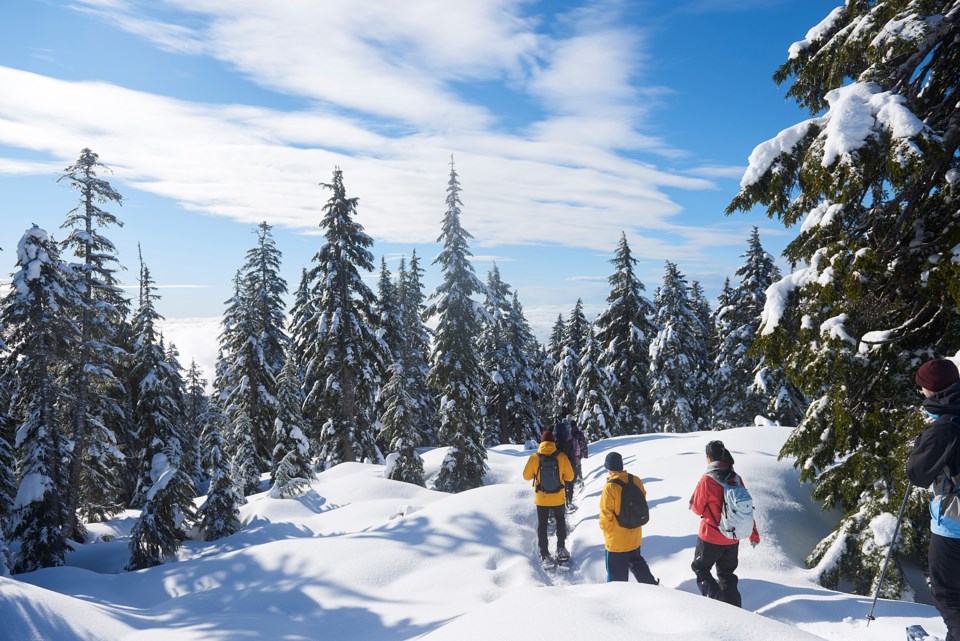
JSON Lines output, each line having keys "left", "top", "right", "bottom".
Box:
{"left": 689, "top": 440, "right": 760, "bottom": 608}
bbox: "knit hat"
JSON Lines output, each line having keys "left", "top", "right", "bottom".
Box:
{"left": 916, "top": 359, "right": 960, "bottom": 393}
{"left": 541, "top": 430, "right": 555, "bottom": 443}
{"left": 604, "top": 451, "right": 623, "bottom": 472}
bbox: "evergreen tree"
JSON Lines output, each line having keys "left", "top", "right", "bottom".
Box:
{"left": 374, "top": 256, "right": 404, "bottom": 450}
{"left": 287, "top": 267, "right": 323, "bottom": 452}
{"left": 182, "top": 361, "right": 209, "bottom": 489}
{"left": 593, "top": 233, "right": 657, "bottom": 434}
{"left": 575, "top": 326, "right": 616, "bottom": 440}
{"left": 479, "top": 265, "right": 513, "bottom": 446}
{"left": 197, "top": 404, "right": 241, "bottom": 540}
{"left": 127, "top": 256, "right": 194, "bottom": 570}
{"left": 505, "top": 292, "right": 543, "bottom": 443}
{"left": 547, "top": 314, "right": 565, "bottom": 365}
{"left": 378, "top": 362, "right": 425, "bottom": 486}
{"left": 304, "top": 168, "right": 385, "bottom": 466}
{"left": 57, "top": 148, "right": 129, "bottom": 541}
{"left": 426, "top": 158, "right": 488, "bottom": 493}
{"left": 2, "top": 226, "right": 77, "bottom": 572}
{"left": 397, "top": 251, "right": 436, "bottom": 446}
{"left": 688, "top": 281, "right": 714, "bottom": 429}
{"left": 726, "top": 1, "right": 958, "bottom": 595}
{"left": 219, "top": 222, "right": 289, "bottom": 470}
{"left": 270, "top": 350, "right": 312, "bottom": 498}
{"left": 648, "top": 262, "right": 703, "bottom": 433}
{"left": 711, "top": 278, "right": 743, "bottom": 430}
{"left": 232, "top": 409, "right": 261, "bottom": 497}
{"left": 552, "top": 300, "right": 587, "bottom": 417}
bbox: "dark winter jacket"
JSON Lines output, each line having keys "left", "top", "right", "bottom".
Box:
{"left": 908, "top": 382, "right": 960, "bottom": 538}
{"left": 689, "top": 462, "right": 760, "bottom": 546}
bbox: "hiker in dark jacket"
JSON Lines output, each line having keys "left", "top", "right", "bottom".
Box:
{"left": 908, "top": 358, "right": 960, "bottom": 641}
{"left": 523, "top": 430, "right": 574, "bottom": 565}
{"left": 570, "top": 422, "right": 589, "bottom": 489}
{"left": 689, "top": 440, "right": 760, "bottom": 608}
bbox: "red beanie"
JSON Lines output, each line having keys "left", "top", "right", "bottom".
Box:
{"left": 916, "top": 359, "right": 960, "bottom": 393}
{"left": 541, "top": 430, "right": 555, "bottom": 443}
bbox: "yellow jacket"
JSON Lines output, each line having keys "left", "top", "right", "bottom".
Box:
{"left": 599, "top": 471, "right": 646, "bottom": 552}
{"left": 522, "top": 442, "right": 574, "bottom": 507}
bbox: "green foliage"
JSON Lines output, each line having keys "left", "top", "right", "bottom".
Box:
{"left": 728, "top": 0, "right": 960, "bottom": 594}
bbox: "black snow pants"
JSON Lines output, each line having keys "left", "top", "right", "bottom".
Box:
{"left": 536, "top": 504, "right": 566, "bottom": 556}
{"left": 691, "top": 537, "right": 741, "bottom": 608}
{"left": 930, "top": 533, "right": 960, "bottom": 641}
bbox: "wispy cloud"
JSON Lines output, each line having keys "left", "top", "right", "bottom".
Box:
{"left": 0, "top": 0, "right": 752, "bottom": 257}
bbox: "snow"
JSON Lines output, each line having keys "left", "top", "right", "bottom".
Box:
{"left": 3, "top": 427, "right": 947, "bottom": 641}
{"left": 145, "top": 452, "right": 175, "bottom": 502}
{"left": 741, "top": 118, "right": 823, "bottom": 189}
{"left": 12, "top": 472, "right": 53, "bottom": 509}
{"left": 788, "top": 6, "right": 845, "bottom": 59}
{"left": 820, "top": 83, "right": 928, "bottom": 169}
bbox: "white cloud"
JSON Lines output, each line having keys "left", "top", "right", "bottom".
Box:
{"left": 0, "top": 0, "right": 763, "bottom": 260}
{"left": 157, "top": 316, "right": 221, "bottom": 387}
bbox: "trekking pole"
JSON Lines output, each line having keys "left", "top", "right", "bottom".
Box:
{"left": 866, "top": 481, "right": 913, "bottom": 625}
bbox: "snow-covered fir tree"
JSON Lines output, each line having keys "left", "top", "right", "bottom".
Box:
{"left": 231, "top": 409, "right": 261, "bottom": 497}
{"left": 374, "top": 256, "right": 404, "bottom": 450}
{"left": 505, "top": 292, "right": 543, "bottom": 443}
{"left": 552, "top": 300, "right": 588, "bottom": 418}
{"left": 710, "top": 278, "right": 743, "bottom": 430}
{"left": 270, "top": 349, "right": 312, "bottom": 498}
{"left": 287, "top": 267, "right": 323, "bottom": 452}
{"left": 378, "top": 361, "right": 425, "bottom": 487}
{"left": 127, "top": 256, "right": 195, "bottom": 571}
{"left": 303, "top": 168, "right": 385, "bottom": 466}
{"left": 397, "top": 251, "right": 436, "bottom": 446}
{"left": 57, "top": 148, "right": 129, "bottom": 541}
{"left": 688, "top": 281, "right": 714, "bottom": 430}
{"left": 479, "top": 265, "right": 513, "bottom": 446}
{"left": 214, "top": 272, "right": 244, "bottom": 409}
{"left": 547, "top": 314, "right": 564, "bottom": 366}
{"left": 477, "top": 268, "right": 542, "bottom": 445}
{"left": 220, "top": 222, "right": 288, "bottom": 471}
{"left": 426, "top": 158, "right": 488, "bottom": 493}
{"left": 648, "top": 261, "right": 703, "bottom": 433}
{"left": 726, "top": 1, "right": 959, "bottom": 596}
{"left": 196, "top": 403, "right": 241, "bottom": 541}
{"left": 593, "top": 232, "right": 656, "bottom": 434}
{"left": 575, "top": 325, "right": 616, "bottom": 441}
{"left": 182, "top": 361, "right": 209, "bottom": 489}
{"left": 1, "top": 226, "right": 77, "bottom": 573}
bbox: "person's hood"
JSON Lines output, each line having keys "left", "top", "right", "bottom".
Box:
{"left": 537, "top": 441, "right": 558, "bottom": 456}
{"left": 923, "top": 380, "right": 960, "bottom": 417}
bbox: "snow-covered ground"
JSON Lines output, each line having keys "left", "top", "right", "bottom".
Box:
{"left": 1, "top": 427, "right": 945, "bottom": 640}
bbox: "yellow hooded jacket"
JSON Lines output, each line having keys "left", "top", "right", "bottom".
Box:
{"left": 522, "top": 441, "right": 574, "bottom": 507}
{"left": 599, "top": 471, "right": 646, "bottom": 552}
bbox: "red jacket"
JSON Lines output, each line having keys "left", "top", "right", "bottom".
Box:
{"left": 689, "top": 463, "right": 760, "bottom": 546}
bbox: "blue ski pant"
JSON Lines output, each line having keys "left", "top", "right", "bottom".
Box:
{"left": 606, "top": 546, "right": 657, "bottom": 584}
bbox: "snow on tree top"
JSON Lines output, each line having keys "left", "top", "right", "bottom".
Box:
{"left": 740, "top": 118, "right": 822, "bottom": 189}
{"left": 787, "top": 6, "right": 844, "bottom": 59}
{"left": 820, "top": 82, "right": 928, "bottom": 168}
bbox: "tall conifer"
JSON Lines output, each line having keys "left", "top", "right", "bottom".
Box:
{"left": 426, "top": 158, "right": 487, "bottom": 493}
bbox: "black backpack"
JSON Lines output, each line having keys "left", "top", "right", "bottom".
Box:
{"left": 536, "top": 452, "right": 563, "bottom": 493}
{"left": 608, "top": 474, "right": 649, "bottom": 528}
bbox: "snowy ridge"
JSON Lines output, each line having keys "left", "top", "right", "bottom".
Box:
{"left": 2, "top": 427, "right": 946, "bottom": 641}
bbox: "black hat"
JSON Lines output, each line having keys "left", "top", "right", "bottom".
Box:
{"left": 604, "top": 451, "right": 623, "bottom": 472}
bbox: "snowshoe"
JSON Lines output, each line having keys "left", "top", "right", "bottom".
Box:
{"left": 566, "top": 502, "right": 578, "bottom": 514}
{"left": 906, "top": 625, "right": 935, "bottom": 641}
{"left": 540, "top": 552, "right": 556, "bottom": 570}
{"left": 555, "top": 546, "right": 571, "bottom": 570}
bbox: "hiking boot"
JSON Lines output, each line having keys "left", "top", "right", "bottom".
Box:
{"left": 556, "top": 546, "right": 570, "bottom": 562}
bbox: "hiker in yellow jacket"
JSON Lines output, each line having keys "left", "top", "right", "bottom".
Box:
{"left": 523, "top": 430, "right": 574, "bottom": 565}
{"left": 599, "top": 451, "right": 658, "bottom": 584}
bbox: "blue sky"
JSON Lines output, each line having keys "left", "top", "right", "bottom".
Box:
{"left": 0, "top": 0, "right": 840, "bottom": 371}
